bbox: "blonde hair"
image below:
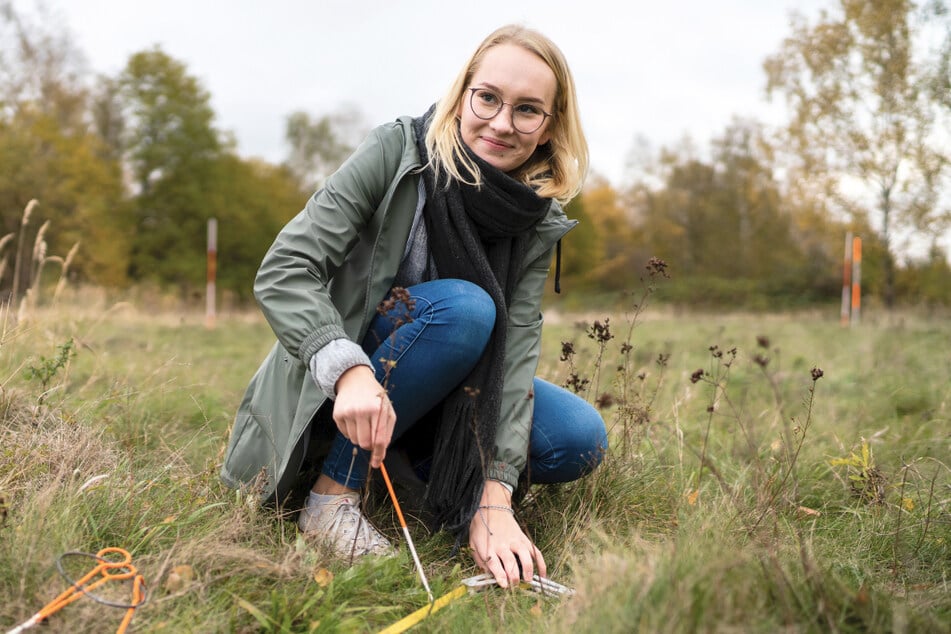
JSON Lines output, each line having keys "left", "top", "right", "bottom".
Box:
{"left": 424, "top": 24, "right": 589, "bottom": 205}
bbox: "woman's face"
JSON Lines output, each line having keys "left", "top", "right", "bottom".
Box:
{"left": 457, "top": 43, "right": 557, "bottom": 174}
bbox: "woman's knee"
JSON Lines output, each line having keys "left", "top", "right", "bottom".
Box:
{"left": 570, "top": 403, "right": 608, "bottom": 469}
{"left": 435, "top": 279, "right": 494, "bottom": 317}
{"left": 427, "top": 279, "right": 496, "bottom": 342}
{"left": 530, "top": 380, "right": 609, "bottom": 481}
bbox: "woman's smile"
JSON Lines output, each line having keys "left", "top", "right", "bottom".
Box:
{"left": 457, "top": 43, "right": 556, "bottom": 173}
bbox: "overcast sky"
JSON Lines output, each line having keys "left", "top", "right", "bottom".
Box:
{"left": 24, "top": 0, "right": 831, "bottom": 184}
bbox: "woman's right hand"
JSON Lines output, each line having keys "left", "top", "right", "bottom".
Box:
{"left": 332, "top": 365, "right": 396, "bottom": 467}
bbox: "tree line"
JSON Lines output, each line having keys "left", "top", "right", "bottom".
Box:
{"left": 1, "top": 0, "right": 949, "bottom": 309}
{"left": 0, "top": 1, "right": 364, "bottom": 305}
{"left": 557, "top": 0, "right": 951, "bottom": 309}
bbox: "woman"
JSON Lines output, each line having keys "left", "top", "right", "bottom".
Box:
{"left": 221, "top": 24, "right": 607, "bottom": 589}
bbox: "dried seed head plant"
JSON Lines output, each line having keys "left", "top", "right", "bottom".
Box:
{"left": 2, "top": 199, "right": 80, "bottom": 324}
{"left": 531, "top": 257, "right": 672, "bottom": 569}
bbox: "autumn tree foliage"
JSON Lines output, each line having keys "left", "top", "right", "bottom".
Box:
{"left": 764, "top": 0, "right": 951, "bottom": 306}
{"left": 0, "top": 2, "right": 129, "bottom": 295}
{"left": 571, "top": 175, "right": 644, "bottom": 291}
{"left": 589, "top": 119, "right": 842, "bottom": 307}
{"left": 0, "top": 4, "right": 308, "bottom": 301}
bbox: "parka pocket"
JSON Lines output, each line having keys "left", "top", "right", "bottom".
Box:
{"left": 222, "top": 410, "right": 279, "bottom": 492}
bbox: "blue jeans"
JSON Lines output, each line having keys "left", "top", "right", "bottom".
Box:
{"left": 321, "top": 279, "right": 608, "bottom": 488}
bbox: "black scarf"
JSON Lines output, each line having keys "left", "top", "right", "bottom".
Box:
{"left": 411, "top": 109, "right": 549, "bottom": 537}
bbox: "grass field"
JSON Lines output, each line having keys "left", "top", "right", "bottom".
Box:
{"left": 1, "top": 289, "right": 948, "bottom": 633}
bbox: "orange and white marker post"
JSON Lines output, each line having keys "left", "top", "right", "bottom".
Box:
{"left": 840, "top": 232, "right": 853, "bottom": 326}
{"left": 851, "top": 236, "right": 862, "bottom": 326}
{"left": 840, "top": 232, "right": 861, "bottom": 327}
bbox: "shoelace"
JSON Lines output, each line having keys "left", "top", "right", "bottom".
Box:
{"left": 323, "top": 499, "right": 389, "bottom": 553}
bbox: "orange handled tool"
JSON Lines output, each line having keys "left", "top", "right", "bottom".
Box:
{"left": 8, "top": 547, "right": 147, "bottom": 634}
{"left": 379, "top": 462, "right": 434, "bottom": 605}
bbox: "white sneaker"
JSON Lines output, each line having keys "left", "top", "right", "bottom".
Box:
{"left": 298, "top": 493, "right": 395, "bottom": 558}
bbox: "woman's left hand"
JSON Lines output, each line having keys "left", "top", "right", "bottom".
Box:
{"left": 468, "top": 480, "right": 546, "bottom": 588}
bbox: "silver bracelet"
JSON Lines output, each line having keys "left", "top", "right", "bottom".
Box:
{"left": 479, "top": 504, "right": 514, "bottom": 513}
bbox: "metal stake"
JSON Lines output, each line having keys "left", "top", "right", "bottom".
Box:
{"left": 379, "top": 461, "right": 434, "bottom": 604}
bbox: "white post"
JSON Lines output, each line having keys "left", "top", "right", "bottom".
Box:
{"left": 206, "top": 218, "right": 217, "bottom": 329}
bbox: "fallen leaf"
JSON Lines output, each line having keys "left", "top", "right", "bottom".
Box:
{"left": 162, "top": 515, "right": 178, "bottom": 524}
{"left": 797, "top": 506, "right": 821, "bottom": 517}
{"left": 855, "top": 586, "right": 869, "bottom": 604}
{"left": 902, "top": 498, "right": 915, "bottom": 511}
{"left": 164, "top": 564, "right": 195, "bottom": 593}
{"left": 686, "top": 489, "right": 699, "bottom": 506}
{"left": 164, "top": 572, "right": 184, "bottom": 592}
{"left": 313, "top": 568, "right": 333, "bottom": 587}
{"left": 530, "top": 601, "right": 542, "bottom": 617}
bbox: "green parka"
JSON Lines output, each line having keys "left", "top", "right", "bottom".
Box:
{"left": 220, "top": 116, "right": 575, "bottom": 503}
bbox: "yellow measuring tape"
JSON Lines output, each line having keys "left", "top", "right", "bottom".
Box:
{"left": 378, "top": 585, "right": 467, "bottom": 634}
{"left": 378, "top": 572, "right": 574, "bottom": 633}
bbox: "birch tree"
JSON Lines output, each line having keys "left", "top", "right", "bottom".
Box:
{"left": 765, "top": 0, "right": 951, "bottom": 306}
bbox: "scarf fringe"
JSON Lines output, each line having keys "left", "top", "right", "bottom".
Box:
{"left": 424, "top": 397, "right": 494, "bottom": 535}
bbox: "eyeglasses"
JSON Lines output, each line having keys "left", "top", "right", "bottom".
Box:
{"left": 467, "top": 87, "right": 552, "bottom": 134}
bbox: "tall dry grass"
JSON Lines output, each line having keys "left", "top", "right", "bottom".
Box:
{"left": 0, "top": 199, "right": 80, "bottom": 323}
{"left": 0, "top": 276, "right": 949, "bottom": 632}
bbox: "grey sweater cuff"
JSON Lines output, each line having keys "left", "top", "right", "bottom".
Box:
{"left": 309, "top": 338, "right": 374, "bottom": 399}
{"left": 486, "top": 461, "right": 520, "bottom": 490}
